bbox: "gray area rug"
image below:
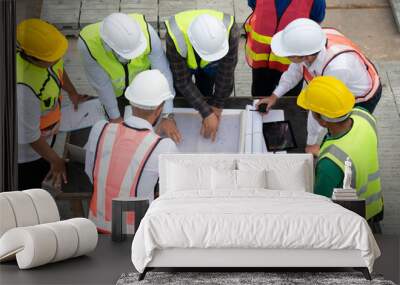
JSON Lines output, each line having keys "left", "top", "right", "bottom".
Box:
{"left": 116, "top": 272, "right": 396, "bottom": 285}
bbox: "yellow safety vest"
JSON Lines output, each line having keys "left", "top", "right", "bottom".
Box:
{"left": 16, "top": 52, "right": 64, "bottom": 131}
{"left": 318, "top": 108, "right": 383, "bottom": 220}
{"left": 79, "top": 14, "right": 151, "bottom": 98}
{"left": 165, "top": 9, "right": 234, "bottom": 70}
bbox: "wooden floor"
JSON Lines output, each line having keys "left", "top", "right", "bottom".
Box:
{"left": 0, "top": 235, "right": 398, "bottom": 285}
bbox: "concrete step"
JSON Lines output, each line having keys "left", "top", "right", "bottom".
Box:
{"left": 327, "top": 0, "right": 389, "bottom": 8}
{"left": 79, "top": 0, "right": 120, "bottom": 28}
{"left": 120, "top": 0, "right": 158, "bottom": 29}
{"left": 40, "top": 0, "right": 81, "bottom": 36}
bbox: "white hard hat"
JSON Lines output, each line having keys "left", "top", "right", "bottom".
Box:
{"left": 271, "top": 18, "right": 326, "bottom": 57}
{"left": 100, "top": 13, "right": 147, "bottom": 60}
{"left": 188, "top": 14, "right": 229, "bottom": 62}
{"left": 125, "top": 70, "right": 174, "bottom": 110}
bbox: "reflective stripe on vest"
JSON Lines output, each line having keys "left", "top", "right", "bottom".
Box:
{"left": 16, "top": 52, "right": 64, "bottom": 131}
{"left": 303, "top": 28, "right": 380, "bottom": 103}
{"left": 89, "top": 123, "right": 161, "bottom": 233}
{"left": 318, "top": 108, "right": 383, "bottom": 220}
{"left": 165, "top": 9, "right": 234, "bottom": 70}
{"left": 245, "top": 0, "right": 314, "bottom": 71}
{"left": 80, "top": 14, "right": 151, "bottom": 98}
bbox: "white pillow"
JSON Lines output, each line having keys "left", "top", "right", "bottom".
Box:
{"left": 167, "top": 163, "right": 212, "bottom": 191}
{"left": 236, "top": 169, "right": 268, "bottom": 189}
{"left": 237, "top": 159, "right": 308, "bottom": 191}
{"left": 266, "top": 163, "right": 307, "bottom": 191}
{"left": 212, "top": 168, "right": 237, "bottom": 190}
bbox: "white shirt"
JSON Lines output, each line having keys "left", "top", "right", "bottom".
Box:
{"left": 17, "top": 84, "right": 53, "bottom": 163}
{"left": 273, "top": 47, "right": 372, "bottom": 144}
{"left": 85, "top": 115, "right": 179, "bottom": 201}
{"left": 78, "top": 24, "right": 175, "bottom": 120}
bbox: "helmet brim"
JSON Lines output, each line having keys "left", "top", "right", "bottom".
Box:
{"left": 125, "top": 86, "right": 174, "bottom": 110}
{"left": 296, "top": 89, "right": 309, "bottom": 111}
{"left": 297, "top": 85, "right": 355, "bottom": 119}
{"left": 271, "top": 30, "right": 325, "bottom": 57}
{"left": 193, "top": 39, "right": 229, "bottom": 62}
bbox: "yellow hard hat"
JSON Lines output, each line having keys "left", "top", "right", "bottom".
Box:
{"left": 297, "top": 76, "right": 355, "bottom": 120}
{"left": 17, "top": 19, "right": 68, "bottom": 62}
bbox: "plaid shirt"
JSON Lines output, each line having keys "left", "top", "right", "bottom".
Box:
{"left": 166, "top": 23, "right": 239, "bottom": 118}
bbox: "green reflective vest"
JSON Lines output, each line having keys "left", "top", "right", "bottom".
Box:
{"left": 16, "top": 52, "right": 64, "bottom": 130}
{"left": 165, "top": 9, "right": 234, "bottom": 70}
{"left": 79, "top": 14, "right": 151, "bottom": 98}
{"left": 318, "top": 107, "right": 383, "bottom": 220}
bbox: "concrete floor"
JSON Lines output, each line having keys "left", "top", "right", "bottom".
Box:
{"left": 0, "top": 234, "right": 398, "bottom": 285}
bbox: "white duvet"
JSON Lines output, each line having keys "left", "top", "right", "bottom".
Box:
{"left": 131, "top": 190, "right": 380, "bottom": 273}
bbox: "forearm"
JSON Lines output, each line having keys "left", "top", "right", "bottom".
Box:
{"left": 177, "top": 78, "right": 212, "bottom": 118}
{"left": 78, "top": 38, "right": 121, "bottom": 119}
{"left": 30, "top": 136, "right": 61, "bottom": 164}
{"left": 96, "top": 86, "right": 120, "bottom": 119}
{"left": 273, "top": 64, "right": 303, "bottom": 97}
{"left": 213, "top": 23, "right": 239, "bottom": 108}
{"left": 166, "top": 35, "right": 212, "bottom": 118}
{"left": 162, "top": 98, "right": 174, "bottom": 114}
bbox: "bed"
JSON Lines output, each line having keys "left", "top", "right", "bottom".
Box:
{"left": 131, "top": 154, "right": 380, "bottom": 280}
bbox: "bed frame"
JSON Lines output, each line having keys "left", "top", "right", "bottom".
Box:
{"left": 137, "top": 154, "right": 372, "bottom": 281}
{"left": 139, "top": 248, "right": 371, "bottom": 280}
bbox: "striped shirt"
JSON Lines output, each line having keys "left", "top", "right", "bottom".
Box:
{"left": 166, "top": 23, "right": 240, "bottom": 118}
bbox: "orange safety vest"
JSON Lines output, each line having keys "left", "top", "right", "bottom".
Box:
{"left": 89, "top": 122, "right": 162, "bottom": 233}
{"left": 245, "top": 0, "right": 314, "bottom": 72}
{"left": 303, "top": 28, "right": 380, "bottom": 103}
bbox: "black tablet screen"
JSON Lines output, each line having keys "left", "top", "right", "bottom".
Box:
{"left": 262, "top": 121, "right": 297, "bottom": 152}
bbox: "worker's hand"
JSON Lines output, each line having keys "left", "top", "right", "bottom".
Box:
{"left": 109, "top": 117, "right": 123, "bottom": 124}
{"left": 200, "top": 113, "right": 219, "bottom": 142}
{"left": 305, "top": 144, "right": 320, "bottom": 157}
{"left": 68, "top": 92, "right": 90, "bottom": 111}
{"left": 211, "top": 106, "right": 223, "bottom": 120}
{"left": 157, "top": 118, "right": 182, "bottom": 144}
{"left": 256, "top": 94, "right": 279, "bottom": 113}
{"left": 47, "top": 157, "right": 68, "bottom": 188}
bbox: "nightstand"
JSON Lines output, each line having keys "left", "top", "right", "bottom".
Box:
{"left": 332, "top": 199, "right": 366, "bottom": 218}
{"left": 111, "top": 197, "right": 149, "bottom": 242}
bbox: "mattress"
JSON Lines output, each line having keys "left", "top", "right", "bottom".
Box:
{"left": 131, "top": 190, "right": 380, "bottom": 273}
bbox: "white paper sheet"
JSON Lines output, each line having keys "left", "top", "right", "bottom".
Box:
{"left": 247, "top": 102, "right": 284, "bottom": 153}
{"left": 174, "top": 109, "right": 245, "bottom": 153}
{"left": 125, "top": 104, "right": 285, "bottom": 154}
{"left": 60, "top": 99, "right": 105, "bottom": 132}
{"left": 244, "top": 105, "right": 253, "bottom": 154}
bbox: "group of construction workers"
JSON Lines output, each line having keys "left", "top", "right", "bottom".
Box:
{"left": 16, "top": 0, "right": 383, "bottom": 232}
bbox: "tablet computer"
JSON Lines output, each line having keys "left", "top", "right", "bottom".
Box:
{"left": 262, "top": 120, "right": 297, "bottom": 152}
